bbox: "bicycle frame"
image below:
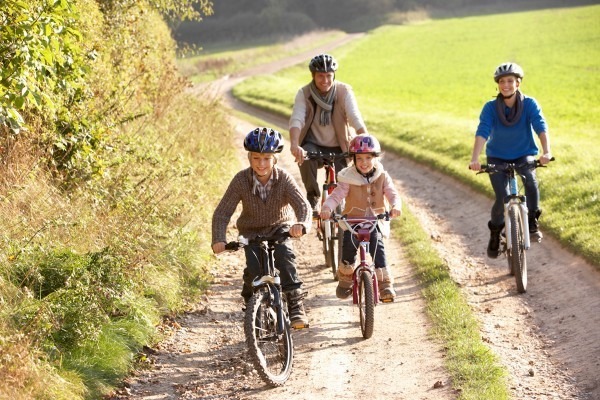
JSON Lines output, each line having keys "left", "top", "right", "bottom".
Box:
{"left": 336, "top": 216, "right": 388, "bottom": 305}
{"left": 249, "top": 241, "right": 287, "bottom": 334}
{"left": 504, "top": 168, "right": 531, "bottom": 251}
{"left": 305, "top": 151, "right": 348, "bottom": 280}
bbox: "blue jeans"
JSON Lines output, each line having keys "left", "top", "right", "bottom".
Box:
{"left": 341, "top": 227, "right": 387, "bottom": 269}
{"left": 241, "top": 240, "right": 302, "bottom": 301}
{"left": 487, "top": 155, "right": 540, "bottom": 226}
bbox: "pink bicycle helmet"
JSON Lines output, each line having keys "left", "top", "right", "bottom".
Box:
{"left": 243, "top": 127, "right": 284, "bottom": 153}
{"left": 349, "top": 134, "right": 381, "bottom": 156}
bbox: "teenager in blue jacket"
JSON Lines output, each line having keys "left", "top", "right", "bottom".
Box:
{"left": 469, "top": 62, "right": 552, "bottom": 258}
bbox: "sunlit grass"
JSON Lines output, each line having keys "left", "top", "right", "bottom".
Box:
{"left": 393, "top": 210, "right": 508, "bottom": 399}
{"left": 234, "top": 5, "right": 600, "bottom": 267}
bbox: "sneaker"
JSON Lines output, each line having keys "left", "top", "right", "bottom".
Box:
{"left": 286, "top": 289, "right": 309, "bottom": 329}
{"left": 487, "top": 221, "right": 504, "bottom": 258}
{"left": 336, "top": 262, "right": 354, "bottom": 299}
{"left": 376, "top": 267, "right": 396, "bottom": 302}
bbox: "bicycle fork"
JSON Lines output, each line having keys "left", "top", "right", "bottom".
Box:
{"left": 351, "top": 241, "right": 379, "bottom": 304}
{"left": 504, "top": 176, "right": 531, "bottom": 251}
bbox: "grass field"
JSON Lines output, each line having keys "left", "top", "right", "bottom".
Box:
{"left": 232, "top": 5, "right": 600, "bottom": 267}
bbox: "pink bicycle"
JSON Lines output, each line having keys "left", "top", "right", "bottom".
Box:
{"left": 331, "top": 212, "right": 391, "bottom": 339}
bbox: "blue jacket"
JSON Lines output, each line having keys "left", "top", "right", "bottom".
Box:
{"left": 475, "top": 94, "right": 548, "bottom": 160}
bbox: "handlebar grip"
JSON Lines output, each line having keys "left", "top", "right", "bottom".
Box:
{"left": 225, "top": 242, "right": 242, "bottom": 251}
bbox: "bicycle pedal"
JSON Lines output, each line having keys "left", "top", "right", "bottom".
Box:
{"left": 291, "top": 323, "right": 309, "bottom": 330}
{"left": 380, "top": 298, "right": 394, "bottom": 303}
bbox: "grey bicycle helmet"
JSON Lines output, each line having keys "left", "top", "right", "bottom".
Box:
{"left": 309, "top": 54, "right": 338, "bottom": 73}
{"left": 243, "top": 127, "right": 284, "bottom": 153}
{"left": 494, "top": 62, "right": 524, "bottom": 82}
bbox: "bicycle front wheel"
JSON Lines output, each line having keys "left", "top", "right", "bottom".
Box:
{"left": 326, "top": 204, "right": 344, "bottom": 281}
{"left": 244, "top": 290, "right": 294, "bottom": 386}
{"left": 358, "top": 270, "right": 375, "bottom": 339}
{"left": 508, "top": 205, "right": 528, "bottom": 293}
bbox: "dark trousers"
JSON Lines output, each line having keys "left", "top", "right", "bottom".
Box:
{"left": 341, "top": 227, "right": 387, "bottom": 269}
{"left": 241, "top": 240, "right": 302, "bottom": 301}
{"left": 487, "top": 155, "right": 540, "bottom": 226}
{"left": 299, "top": 142, "right": 346, "bottom": 208}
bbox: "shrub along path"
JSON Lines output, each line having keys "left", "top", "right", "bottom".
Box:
{"left": 113, "top": 33, "right": 599, "bottom": 400}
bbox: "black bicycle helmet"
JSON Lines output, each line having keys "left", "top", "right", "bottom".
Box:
{"left": 494, "top": 62, "right": 524, "bottom": 82}
{"left": 243, "top": 127, "right": 284, "bottom": 153}
{"left": 309, "top": 54, "right": 338, "bottom": 73}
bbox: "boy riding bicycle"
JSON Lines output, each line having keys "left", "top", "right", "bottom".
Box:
{"left": 319, "top": 134, "right": 402, "bottom": 301}
{"left": 211, "top": 127, "right": 312, "bottom": 329}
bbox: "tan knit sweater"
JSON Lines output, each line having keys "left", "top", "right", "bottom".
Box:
{"left": 211, "top": 167, "right": 311, "bottom": 244}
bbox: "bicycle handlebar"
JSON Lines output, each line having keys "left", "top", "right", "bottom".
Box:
{"left": 329, "top": 212, "right": 391, "bottom": 223}
{"left": 224, "top": 227, "right": 307, "bottom": 251}
{"left": 477, "top": 157, "right": 555, "bottom": 175}
{"left": 304, "top": 151, "right": 349, "bottom": 162}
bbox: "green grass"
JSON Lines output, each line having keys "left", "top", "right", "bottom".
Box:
{"left": 176, "top": 30, "right": 346, "bottom": 83}
{"left": 233, "top": 5, "right": 600, "bottom": 268}
{"left": 393, "top": 211, "right": 508, "bottom": 399}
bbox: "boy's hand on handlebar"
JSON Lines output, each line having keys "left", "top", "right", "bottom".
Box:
{"left": 289, "top": 224, "right": 305, "bottom": 238}
{"left": 320, "top": 206, "right": 332, "bottom": 220}
{"left": 212, "top": 242, "right": 226, "bottom": 254}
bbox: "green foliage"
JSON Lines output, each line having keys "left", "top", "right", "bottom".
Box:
{"left": 0, "top": 0, "right": 229, "bottom": 397}
{"left": 9, "top": 248, "right": 137, "bottom": 351}
{"left": 0, "top": 0, "right": 87, "bottom": 135}
{"left": 234, "top": 5, "right": 600, "bottom": 267}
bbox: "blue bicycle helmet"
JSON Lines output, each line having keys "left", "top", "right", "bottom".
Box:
{"left": 309, "top": 54, "right": 338, "bottom": 73}
{"left": 243, "top": 127, "right": 284, "bottom": 153}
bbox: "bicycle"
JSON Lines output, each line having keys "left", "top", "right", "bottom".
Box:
{"left": 304, "top": 151, "right": 348, "bottom": 281}
{"left": 476, "top": 158, "right": 554, "bottom": 293}
{"left": 331, "top": 212, "right": 391, "bottom": 339}
{"left": 224, "top": 228, "right": 305, "bottom": 387}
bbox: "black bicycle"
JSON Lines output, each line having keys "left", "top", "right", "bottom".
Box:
{"left": 477, "top": 158, "right": 553, "bottom": 293}
{"left": 304, "top": 151, "right": 348, "bottom": 280}
{"left": 225, "top": 228, "right": 303, "bottom": 386}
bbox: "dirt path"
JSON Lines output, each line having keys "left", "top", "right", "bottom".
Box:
{"left": 115, "top": 33, "right": 600, "bottom": 400}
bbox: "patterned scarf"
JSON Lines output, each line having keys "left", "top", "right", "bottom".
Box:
{"left": 309, "top": 81, "right": 336, "bottom": 126}
{"left": 496, "top": 90, "right": 524, "bottom": 127}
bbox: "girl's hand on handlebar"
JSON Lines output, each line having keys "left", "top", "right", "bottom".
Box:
{"left": 320, "top": 207, "right": 332, "bottom": 220}
{"left": 289, "top": 224, "right": 305, "bottom": 238}
{"left": 390, "top": 207, "right": 402, "bottom": 218}
{"left": 212, "top": 242, "right": 226, "bottom": 254}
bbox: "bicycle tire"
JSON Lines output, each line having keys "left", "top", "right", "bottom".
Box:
{"left": 358, "top": 270, "right": 375, "bottom": 339}
{"left": 326, "top": 204, "right": 344, "bottom": 281}
{"left": 508, "top": 206, "right": 528, "bottom": 293}
{"left": 244, "top": 290, "right": 294, "bottom": 386}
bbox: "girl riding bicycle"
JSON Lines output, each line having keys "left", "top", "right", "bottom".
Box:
{"left": 320, "top": 134, "right": 402, "bottom": 301}
{"left": 468, "top": 62, "right": 552, "bottom": 258}
{"left": 211, "top": 127, "right": 312, "bottom": 329}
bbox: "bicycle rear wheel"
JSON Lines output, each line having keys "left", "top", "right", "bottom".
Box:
{"left": 244, "top": 290, "right": 294, "bottom": 386}
{"left": 508, "top": 205, "right": 528, "bottom": 293}
{"left": 358, "top": 270, "right": 375, "bottom": 339}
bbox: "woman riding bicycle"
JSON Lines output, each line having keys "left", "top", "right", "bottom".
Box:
{"left": 468, "top": 62, "right": 552, "bottom": 258}
{"left": 211, "top": 127, "right": 312, "bottom": 329}
{"left": 319, "top": 134, "right": 402, "bottom": 301}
